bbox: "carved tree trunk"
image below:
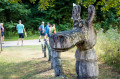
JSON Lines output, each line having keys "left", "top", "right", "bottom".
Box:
{"left": 75, "top": 48, "right": 99, "bottom": 79}
{"left": 42, "top": 44, "right": 46, "bottom": 57}
{"left": 51, "top": 49, "right": 53, "bottom": 69}
{"left": 49, "top": 4, "right": 99, "bottom": 78}
{"left": 45, "top": 41, "right": 52, "bottom": 61}
{"left": 52, "top": 49, "right": 63, "bottom": 76}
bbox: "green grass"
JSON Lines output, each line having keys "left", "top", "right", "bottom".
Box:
{"left": 4, "top": 35, "right": 44, "bottom": 41}
{"left": 0, "top": 45, "right": 119, "bottom": 79}
{"left": 94, "top": 29, "right": 120, "bottom": 71}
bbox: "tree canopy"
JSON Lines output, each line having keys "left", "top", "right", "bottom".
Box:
{"left": 0, "top": 0, "right": 120, "bottom": 36}
{"left": 77, "top": 0, "right": 120, "bottom": 15}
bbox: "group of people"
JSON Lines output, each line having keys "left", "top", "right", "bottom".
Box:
{"left": 38, "top": 21, "right": 56, "bottom": 42}
{"left": 0, "top": 20, "right": 56, "bottom": 46}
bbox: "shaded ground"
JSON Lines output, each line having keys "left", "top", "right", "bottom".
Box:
{"left": 0, "top": 46, "right": 119, "bottom": 79}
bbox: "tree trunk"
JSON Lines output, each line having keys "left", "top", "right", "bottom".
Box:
{"left": 42, "top": 44, "right": 46, "bottom": 57}
{"left": 52, "top": 49, "right": 63, "bottom": 76}
{"left": 45, "top": 41, "right": 52, "bottom": 61}
{"left": 75, "top": 48, "right": 99, "bottom": 79}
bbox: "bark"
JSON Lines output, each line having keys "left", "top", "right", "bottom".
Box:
{"left": 45, "top": 41, "right": 52, "bottom": 61}
{"left": 52, "top": 49, "right": 63, "bottom": 76}
{"left": 42, "top": 44, "right": 46, "bottom": 57}
{"left": 75, "top": 48, "right": 99, "bottom": 79}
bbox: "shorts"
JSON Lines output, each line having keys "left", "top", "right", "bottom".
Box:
{"left": 40, "top": 31, "right": 45, "bottom": 36}
{"left": 46, "top": 33, "right": 49, "bottom": 37}
{"left": 18, "top": 33, "right": 24, "bottom": 38}
{"left": 1, "top": 32, "right": 4, "bottom": 37}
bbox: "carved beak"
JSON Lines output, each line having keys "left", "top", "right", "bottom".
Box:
{"left": 49, "top": 29, "right": 84, "bottom": 52}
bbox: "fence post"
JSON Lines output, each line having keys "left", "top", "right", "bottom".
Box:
{"left": 45, "top": 41, "right": 52, "bottom": 61}
{"left": 42, "top": 43, "right": 46, "bottom": 58}
{"left": 51, "top": 49, "right": 63, "bottom": 76}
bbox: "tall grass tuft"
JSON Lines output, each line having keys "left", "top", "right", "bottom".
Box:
{"left": 95, "top": 28, "right": 120, "bottom": 71}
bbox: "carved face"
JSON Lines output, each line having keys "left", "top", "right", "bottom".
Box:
{"left": 49, "top": 5, "right": 96, "bottom": 52}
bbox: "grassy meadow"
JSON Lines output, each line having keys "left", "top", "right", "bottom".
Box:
{"left": 0, "top": 29, "right": 120, "bottom": 79}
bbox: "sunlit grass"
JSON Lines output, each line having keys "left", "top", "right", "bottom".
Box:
{"left": 0, "top": 31, "right": 120, "bottom": 79}
{"left": 5, "top": 35, "right": 44, "bottom": 41}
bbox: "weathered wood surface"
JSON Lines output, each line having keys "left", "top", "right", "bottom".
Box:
{"left": 41, "top": 43, "right": 63, "bottom": 76}
{"left": 75, "top": 48, "right": 99, "bottom": 79}
{"left": 49, "top": 4, "right": 99, "bottom": 79}
{"left": 41, "top": 41, "right": 53, "bottom": 70}
{"left": 42, "top": 44, "right": 46, "bottom": 57}
{"left": 45, "top": 41, "right": 52, "bottom": 61}
{"left": 42, "top": 41, "right": 52, "bottom": 61}
{"left": 52, "top": 49, "right": 63, "bottom": 76}
{"left": 49, "top": 6, "right": 97, "bottom": 52}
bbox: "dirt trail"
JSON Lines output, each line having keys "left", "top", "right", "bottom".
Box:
{"left": 2, "top": 39, "right": 44, "bottom": 47}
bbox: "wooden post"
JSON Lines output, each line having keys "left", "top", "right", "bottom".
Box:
{"left": 52, "top": 49, "right": 63, "bottom": 76}
{"left": 51, "top": 49, "right": 53, "bottom": 69}
{"left": 75, "top": 48, "right": 99, "bottom": 79}
{"left": 42, "top": 43, "right": 46, "bottom": 58}
{"left": 45, "top": 41, "right": 52, "bottom": 61}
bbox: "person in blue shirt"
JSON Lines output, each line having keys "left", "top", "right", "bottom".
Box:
{"left": 16, "top": 20, "right": 25, "bottom": 46}
{"left": 39, "top": 21, "right": 46, "bottom": 42}
{"left": 46, "top": 23, "right": 50, "bottom": 37}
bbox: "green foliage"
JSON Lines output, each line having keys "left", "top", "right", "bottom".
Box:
{"left": 56, "top": 23, "right": 72, "bottom": 31}
{"left": 8, "top": 0, "right": 55, "bottom": 10}
{"left": 77, "top": 0, "right": 120, "bottom": 15}
{"left": 95, "top": 29, "right": 120, "bottom": 71}
{"left": 94, "top": 23, "right": 101, "bottom": 30}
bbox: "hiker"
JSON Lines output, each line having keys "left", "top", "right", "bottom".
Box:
{"left": 49, "top": 24, "right": 52, "bottom": 34}
{"left": 46, "top": 23, "right": 50, "bottom": 38}
{"left": 51, "top": 24, "right": 56, "bottom": 34}
{"left": 39, "top": 21, "right": 46, "bottom": 42}
{"left": 16, "top": 20, "right": 25, "bottom": 46}
{"left": 0, "top": 23, "right": 4, "bottom": 43}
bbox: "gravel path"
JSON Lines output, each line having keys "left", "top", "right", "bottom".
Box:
{"left": 2, "top": 39, "right": 45, "bottom": 47}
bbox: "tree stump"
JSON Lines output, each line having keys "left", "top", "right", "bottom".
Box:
{"left": 49, "top": 4, "right": 99, "bottom": 79}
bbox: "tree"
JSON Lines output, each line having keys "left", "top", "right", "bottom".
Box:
{"left": 8, "top": 0, "right": 55, "bottom": 10}
{"left": 76, "top": 0, "right": 120, "bottom": 15}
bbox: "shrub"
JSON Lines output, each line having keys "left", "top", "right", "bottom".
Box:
{"left": 95, "top": 28, "right": 120, "bottom": 71}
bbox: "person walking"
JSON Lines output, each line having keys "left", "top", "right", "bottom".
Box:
{"left": 16, "top": 20, "right": 25, "bottom": 46}
{"left": 46, "top": 23, "right": 50, "bottom": 38}
{"left": 39, "top": 21, "right": 46, "bottom": 42}
{"left": 51, "top": 24, "right": 56, "bottom": 34}
{"left": 0, "top": 23, "right": 4, "bottom": 43}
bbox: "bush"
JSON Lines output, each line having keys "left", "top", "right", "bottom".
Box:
{"left": 56, "top": 23, "right": 72, "bottom": 31}
{"left": 95, "top": 28, "right": 120, "bottom": 70}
